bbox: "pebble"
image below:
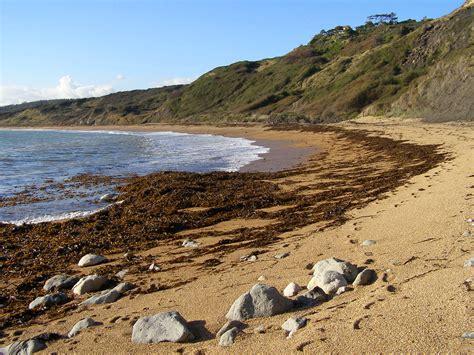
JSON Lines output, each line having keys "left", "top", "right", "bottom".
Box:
{"left": 240, "top": 254, "right": 257, "bottom": 262}
{"left": 68, "top": 318, "right": 102, "bottom": 337}
{"left": 274, "top": 252, "right": 290, "bottom": 259}
{"left": 148, "top": 263, "right": 161, "bottom": 272}
{"left": 281, "top": 317, "right": 307, "bottom": 333}
{"left": 308, "top": 270, "right": 348, "bottom": 295}
{"left": 132, "top": 311, "right": 195, "bottom": 343}
{"left": 254, "top": 325, "right": 266, "bottom": 334}
{"left": 219, "top": 327, "right": 240, "bottom": 347}
{"left": 295, "top": 287, "right": 328, "bottom": 308}
{"left": 80, "top": 289, "right": 121, "bottom": 305}
{"left": 216, "top": 320, "right": 246, "bottom": 337}
{"left": 353, "top": 269, "right": 376, "bottom": 286}
{"left": 335, "top": 286, "right": 353, "bottom": 295}
{"left": 99, "top": 193, "right": 118, "bottom": 202}
{"left": 115, "top": 269, "right": 129, "bottom": 279}
{"left": 257, "top": 275, "right": 266, "bottom": 281}
{"left": 462, "top": 230, "right": 471, "bottom": 237}
{"left": 283, "top": 282, "right": 301, "bottom": 297}
{"left": 43, "top": 274, "right": 80, "bottom": 291}
{"left": 462, "top": 331, "right": 474, "bottom": 339}
{"left": 361, "top": 240, "right": 376, "bottom": 246}
{"left": 464, "top": 257, "right": 474, "bottom": 267}
{"left": 182, "top": 239, "right": 199, "bottom": 248}
{"left": 28, "top": 293, "right": 68, "bottom": 310}
{"left": 72, "top": 275, "right": 108, "bottom": 295}
{"left": 77, "top": 254, "right": 108, "bottom": 267}
{"left": 226, "top": 284, "right": 293, "bottom": 321}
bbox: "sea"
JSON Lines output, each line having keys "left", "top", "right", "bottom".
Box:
{"left": 0, "top": 129, "right": 270, "bottom": 225}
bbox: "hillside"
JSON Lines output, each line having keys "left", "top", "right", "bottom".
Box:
{"left": 0, "top": 3, "right": 472, "bottom": 126}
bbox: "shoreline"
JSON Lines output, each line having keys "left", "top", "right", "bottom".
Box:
{"left": 1, "top": 121, "right": 472, "bottom": 353}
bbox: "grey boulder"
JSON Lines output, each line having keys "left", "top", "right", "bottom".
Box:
{"left": 131, "top": 311, "right": 194, "bottom": 343}
{"left": 68, "top": 317, "right": 102, "bottom": 337}
{"left": 80, "top": 289, "right": 120, "bottom": 305}
{"left": 112, "top": 282, "right": 136, "bottom": 294}
{"left": 225, "top": 284, "right": 293, "bottom": 321}
{"left": 0, "top": 339, "right": 46, "bottom": 355}
{"left": 295, "top": 287, "right": 328, "bottom": 308}
{"left": 219, "top": 327, "right": 240, "bottom": 347}
{"left": 312, "top": 258, "right": 358, "bottom": 283}
{"left": 308, "top": 270, "right": 348, "bottom": 295}
{"left": 216, "top": 320, "right": 246, "bottom": 337}
{"left": 353, "top": 269, "right": 376, "bottom": 286}
{"left": 283, "top": 282, "right": 301, "bottom": 297}
{"left": 72, "top": 275, "right": 108, "bottom": 295}
{"left": 28, "top": 293, "right": 68, "bottom": 310}
{"left": 43, "top": 274, "right": 79, "bottom": 291}
{"left": 78, "top": 254, "right": 108, "bottom": 267}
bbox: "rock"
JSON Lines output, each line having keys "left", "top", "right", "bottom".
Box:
{"left": 335, "top": 286, "right": 353, "bottom": 295}
{"left": 77, "top": 254, "right": 108, "bottom": 267}
{"left": 80, "top": 289, "right": 120, "bottom": 305}
{"left": 112, "top": 282, "right": 136, "bottom": 294}
{"left": 257, "top": 275, "right": 266, "bottom": 281}
{"left": 462, "top": 230, "right": 471, "bottom": 237}
{"left": 43, "top": 274, "right": 79, "bottom": 291}
{"left": 283, "top": 282, "right": 301, "bottom": 297}
{"left": 115, "top": 269, "right": 129, "bottom": 279}
{"left": 254, "top": 325, "right": 266, "bottom": 334}
{"left": 131, "top": 311, "right": 194, "bottom": 343}
{"left": 28, "top": 293, "right": 68, "bottom": 310}
{"left": 240, "top": 254, "right": 257, "bottom": 262}
{"left": 295, "top": 287, "right": 328, "bottom": 307}
{"left": 308, "top": 270, "right": 348, "bottom": 295}
{"left": 0, "top": 339, "right": 47, "bottom": 354}
{"left": 226, "top": 284, "right": 293, "bottom": 321}
{"left": 68, "top": 318, "right": 102, "bottom": 337}
{"left": 274, "top": 253, "right": 289, "bottom": 259}
{"left": 148, "top": 263, "right": 161, "bottom": 272}
{"left": 361, "top": 240, "right": 376, "bottom": 246}
{"left": 353, "top": 269, "right": 376, "bottom": 286}
{"left": 312, "top": 258, "right": 358, "bottom": 283}
{"left": 182, "top": 239, "right": 199, "bottom": 248}
{"left": 219, "top": 327, "right": 240, "bottom": 347}
{"left": 282, "top": 316, "right": 307, "bottom": 333}
{"left": 72, "top": 275, "right": 108, "bottom": 295}
{"left": 462, "top": 331, "right": 474, "bottom": 339}
{"left": 216, "top": 320, "right": 246, "bottom": 337}
{"left": 464, "top": 257, "right": 474, "bottom": 267}
{"left": 99, "top": 193, "right": 118, "bottom": 202}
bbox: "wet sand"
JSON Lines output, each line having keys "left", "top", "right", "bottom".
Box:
{"left": 0, "top": 120, "right": 472, "bottom": 353}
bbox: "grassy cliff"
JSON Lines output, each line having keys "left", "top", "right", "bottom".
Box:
{"left": 0, "top": 3, "right": 472, "bottom": 126}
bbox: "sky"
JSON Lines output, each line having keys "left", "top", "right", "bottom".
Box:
{"left": 0, "top": 0, "right": 464, "bottom": 106}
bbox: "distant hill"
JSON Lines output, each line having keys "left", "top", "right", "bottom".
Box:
{"left": 1, "top": 2, "right": 472, "bottom": 126}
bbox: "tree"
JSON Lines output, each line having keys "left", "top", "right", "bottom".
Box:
{"left": 367, "top": 13, "right": 398, "bottom": 25}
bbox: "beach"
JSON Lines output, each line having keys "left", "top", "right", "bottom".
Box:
{"left": 0, "top": 119, "right": 472, "bottom": 353}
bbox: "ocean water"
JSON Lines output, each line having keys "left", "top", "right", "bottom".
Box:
{"left": 0, "top": 129, "right": 269, "bottom": 224}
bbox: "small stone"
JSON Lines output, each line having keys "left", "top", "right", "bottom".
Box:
{"left": 353, "top": 269, "right": 376, "bottom": 286}
{"left": 72, "top": 275, "right": 108, "bottom": 295}
{"left": 257, "top": 275, "right": 266, "bottom": 281}
{"left": 29, "top": 293, "right": 68, "bottom": 310}
{"left": 283, "top": 282, "right": 301, "bottom": 297}
{"left": 361, "top": 240, "right": 376, "bottom": 246}
{"left": 112, "top": 282, "right": 136, "bottom": 294}
{"left": 295, "top": 287, "right": 328, "bottom": 308}
{"left": 462, "top": 230, "right": 471, "bottom": 237}
{"left": 226, "top": 284, "right": 293, "bottom": 321}
{"left": 254, "top": 325, "right": 266, "bottom": 334}
{"left": 182, "top": 239, "right": 199, "bottom": 248}
{"left": 240, "top": 254, "right": 257, "bottom": 262}
{"left": 99, "top": 193, "right": 118, "bottom": 202}
{"left": 282, "top": 317, "right": 307, "bottom": 333}
{"left": 216, "top": 320, "right": 246, "bottom": 337}
{"left": 80, "top": 289, "right": 121, "bottom": 305}
{"left": 462, "top": 331, "right": 474, "bottom": 339}
{"left": 115, "top": 269, "right": 129, "bottom": 279}
{"left": 78, "top": 254, "right": 108, "bottom": 267}
{"left": 335, "top": 286, "right": 353, "bottom": 295}
{"left": 308, "top": 270, "right": 348, "bottom": 295}
{"left": 219, "top": 327, "right": 240, "bottom": 347}
{"left": 132, "top": 311, "right": 194, "bottom": 343}
{"left": 43, "top": 275, "right": 80, "bottom": 291}
{"left": 0, "top": 339, "right": 47, "bottom": 354}
{"left": 464, "top": 257, "right": 474, "bottom": 267}
{"left": 274, "top": 253, "right": 289, "bottom": 259}
{"left": 68, "top": 318, "right": 102, "bottom": 337}
{"left": 148, "top": 263, "right": 161, "bottom": 272}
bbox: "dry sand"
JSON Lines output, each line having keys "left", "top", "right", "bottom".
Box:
{"left": 2, "top": 119, "right": 473, "bottom": 353}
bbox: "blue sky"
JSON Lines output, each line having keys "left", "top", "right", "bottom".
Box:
{"left": 0, "top": 0, "right": 464, "bottom": 105}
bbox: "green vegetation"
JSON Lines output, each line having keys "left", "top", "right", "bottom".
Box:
{"left": 1, "top": 4, "right": 472, "bottom": 125}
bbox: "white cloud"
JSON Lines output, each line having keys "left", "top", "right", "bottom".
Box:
{"left": 154, "top": 77, "right": 196, "bottom": 87}
{"left": 0, "top": 75, "right": 115, "bottom": 106}
{"left": 116, "top": 74, "right": 125, "bottom": 80}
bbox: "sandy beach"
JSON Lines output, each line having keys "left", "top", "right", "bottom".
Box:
{"left": 0, "top": 119, "right": 472, "bottom": 353}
